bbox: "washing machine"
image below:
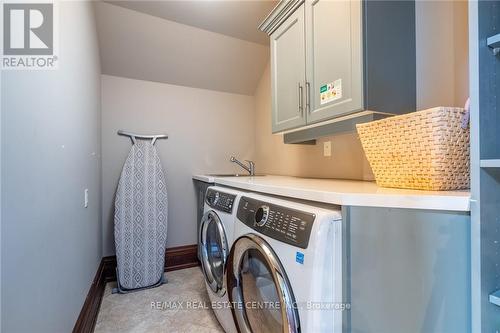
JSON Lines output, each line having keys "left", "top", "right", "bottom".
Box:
{"left": 227, "top": 192, "right": 343, "bottom": 333}
{"left": 199, "top": 186, "right": 244, "bottom": 333}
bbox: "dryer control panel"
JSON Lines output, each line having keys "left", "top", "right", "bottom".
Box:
{"left": 205, "top": 189, "right": 236, "bottom": 213}
{"left": 237, "top": 196, "right": 315, "bottom": 249}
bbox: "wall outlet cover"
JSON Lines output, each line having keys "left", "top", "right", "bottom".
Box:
{"left": 323, "top": 141, "right": 332, "bottom": 157}
{"left": 84, "top": 189, "right": 89, "bottom": 208}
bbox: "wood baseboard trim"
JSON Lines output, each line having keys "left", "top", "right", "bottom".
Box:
{"left": 73, "top": 244, "right": 199, "bottom": 333}
{"left": 73, "top": 259, "right": 107, "bottom": 333}
{"left": 165, "top": 244, "right": 200, "bottom": 272}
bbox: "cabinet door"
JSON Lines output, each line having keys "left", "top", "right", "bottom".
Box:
{"left": 305, "top": 0, "right": 363, "bottom": 124}
{"left": 270, "top": 5, "right": 306, "bottom": 133}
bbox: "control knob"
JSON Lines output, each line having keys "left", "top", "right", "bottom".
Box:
{"left": 213, "top": 192, "right": 220, "bottom": 205}
{"left": 255, "top": 205, "right": 270, "bottom": 227}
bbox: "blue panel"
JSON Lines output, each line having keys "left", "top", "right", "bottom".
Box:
{"left": 364, "top": 0, "right": 416, "bottom": 114}
{"left": 489, "top": 289, "right": 500, "bottom": 307}
{"left": 348, "top": 207, "right": 470, "bottom": 333}
{"left": 479, "top": 1, "right": 500, "bottom": 160}
{"left": 295, "top": 252, "right": 304, "bottom": 264}
{"left": 479, "top": 168, "right": 500, "bottom": 331}
{"left": 478, "top": 2, "right": 500, "bottom": 331}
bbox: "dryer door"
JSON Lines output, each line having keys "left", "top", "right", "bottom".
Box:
{"left": 227, "top": 234, "right": 300, "bottom": 333}
{"left": 200, "top": 210, "right": 228, "bottom": 296}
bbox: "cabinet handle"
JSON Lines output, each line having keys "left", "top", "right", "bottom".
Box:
{"left": 298, "top": 83, "right": 304, "bottom": 115}
{"left": 305, "top": 82, "right": 311, "bottom": 114}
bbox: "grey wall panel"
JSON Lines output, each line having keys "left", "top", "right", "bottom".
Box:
{"left": 474, "top": 2, "right": 500, "bottom": 332}
{"left": 1, "top": 2, "right": 102, "bottom": 332}
{"left": 347, "top": 207, "right": 470, "bottom": 333}
{"left": 478, "top": 1, "right": 500, "bottom": 160}
{"left": 479, "top": 168, "right": 500, "bottom": 331}
{"left": 468, "top": 1, "right": 481, "bottom": 330}
{"left": 364, "top": 0, "right": 416, "bottom": 115}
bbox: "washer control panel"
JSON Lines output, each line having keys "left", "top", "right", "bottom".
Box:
{"left": 237, "top": 196, "right": 315, "bottom": 249}
{"left": 205, "top": 189, "right": 236, "bottom": 213}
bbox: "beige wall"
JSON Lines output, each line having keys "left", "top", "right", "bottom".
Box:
{"left": 101, "top": 75, "right": 255, "bottom": 255}
{"left": 416, "top": 0, "right": 469, "bottom": 109}
{"left": 254, "top": 2, "right": 469, "bottom": 180}
{"left": 452, "top": 0, "right": 469, "bottom": 108}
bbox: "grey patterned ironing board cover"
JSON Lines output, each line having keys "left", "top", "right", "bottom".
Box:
{"left": 114, "top": 140, "right": 168, "bottom": 290}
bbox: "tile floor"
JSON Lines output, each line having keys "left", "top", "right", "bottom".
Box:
{"left": 94, "top": 267, "right": 224, "bottom": 333}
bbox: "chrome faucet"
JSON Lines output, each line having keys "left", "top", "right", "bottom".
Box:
{"left": 230, "top": 156, "right": 255, "bottom": 176}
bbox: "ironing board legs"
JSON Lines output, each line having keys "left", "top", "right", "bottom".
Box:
{"left": 112, "top": 268, "right": 167, "bottom": 294}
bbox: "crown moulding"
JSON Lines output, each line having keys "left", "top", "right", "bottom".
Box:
{"left": 259, "top": 0, "right": 305, "bottom": 35}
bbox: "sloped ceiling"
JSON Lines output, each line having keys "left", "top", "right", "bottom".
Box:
{"left": 94, "top": 1, "right": 273, "bottom": 95}
{"left": 106, "top": 0, "right": 277, "bottom": 45}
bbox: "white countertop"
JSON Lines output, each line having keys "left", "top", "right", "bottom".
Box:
{"left": 193, "top": 174, "right": 471, "bottom": 212}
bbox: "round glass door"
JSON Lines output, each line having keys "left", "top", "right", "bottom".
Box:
{"left": 200, "top": 211, "right": 228, "bottom": 296}
{"left": 227, "top": 234, "right": 300, "bottom": 333}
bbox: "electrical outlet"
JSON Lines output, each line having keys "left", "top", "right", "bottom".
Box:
{"left": 84, "top": 189, "right": 89, "bottom": 208}
{"left": 323, "top": 141, "right": 332, "bottom": 157}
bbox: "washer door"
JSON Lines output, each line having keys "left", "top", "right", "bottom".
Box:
{"left": 200, "top": 210, "right": 228, "bottom": 296}
{"left": 227, "top": 234, "right": 300, "bottom": 333}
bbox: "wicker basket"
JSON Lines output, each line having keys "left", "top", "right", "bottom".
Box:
{"left": 356, "top": 107, "right": 470, "bottom": 191}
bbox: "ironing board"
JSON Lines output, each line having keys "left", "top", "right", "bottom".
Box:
{"left": 114, "top": 139, "right": 168, "bottom": 292}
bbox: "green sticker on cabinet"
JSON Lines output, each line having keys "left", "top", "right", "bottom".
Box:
{"left": 320, "top": 79, "right": 342, "bottom": 105}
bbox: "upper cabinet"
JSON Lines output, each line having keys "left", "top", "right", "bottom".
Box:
{"left": 305, "top": 0, "right": 363, "bottom": 124}
{"left": 260, "top": 0, "right": 416, "bottom": 135}
{"left": 271, "top": 5, "right": 307, "bottom": 132}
